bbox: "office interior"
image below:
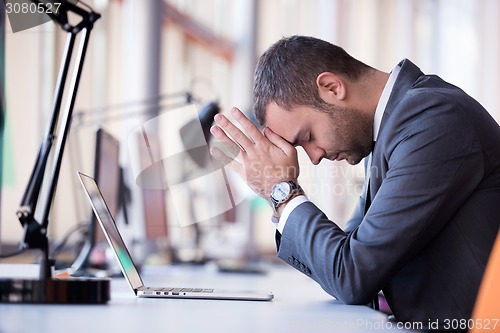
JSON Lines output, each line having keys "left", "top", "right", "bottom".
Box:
{"left": 1, "top": 0, "right": 500, "bottom": 292}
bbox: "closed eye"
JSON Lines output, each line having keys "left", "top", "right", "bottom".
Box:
{"left": 291, "top": 130, "right": 311, "bottom": 147}
{"left": 294, "top": 132, "right": 312, "bottom": 148}
{"left": 304, "top": 132, "right": 312, "bottom": 144}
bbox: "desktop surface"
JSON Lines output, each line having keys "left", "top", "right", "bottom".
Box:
{"left": 0, "top": 262, "right": 416, "bottom": 333}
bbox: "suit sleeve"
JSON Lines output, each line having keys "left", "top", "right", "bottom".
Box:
{"left": 276, "top": 93, "right": 483, "bottom": 305}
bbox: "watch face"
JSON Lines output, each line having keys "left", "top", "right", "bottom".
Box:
{"left": 271, "top": 182, "right": 292, "bottom": 202}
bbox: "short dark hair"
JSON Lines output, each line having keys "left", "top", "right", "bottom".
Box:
{"left": 253, "top": 35, "right": 373, "bottom": 125}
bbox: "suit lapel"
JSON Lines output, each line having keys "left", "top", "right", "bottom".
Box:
{"left": 378, "top": 59, "right": 424, "bottom": 140}
{"left": 367, "top": 60, "right": 425, "bottom": 206}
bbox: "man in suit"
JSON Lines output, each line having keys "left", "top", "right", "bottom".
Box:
{"left": 210, "top": 35, "right": 500, "bottom": 326}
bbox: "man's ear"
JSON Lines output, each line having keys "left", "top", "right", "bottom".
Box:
{"left": 316, "top": 72, "right": 346, "bottom": 103}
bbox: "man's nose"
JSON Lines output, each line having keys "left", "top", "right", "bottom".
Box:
{"left": 303, "top": 145, "right": 325, "bottom": 165}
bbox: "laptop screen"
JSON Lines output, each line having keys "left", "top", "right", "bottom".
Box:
{"left": 78, "top": 172, "right": 144, "bottom": 292}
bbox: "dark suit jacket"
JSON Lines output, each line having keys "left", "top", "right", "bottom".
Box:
{"left": 276, "top": 59, "right": 500, "bottom": 325}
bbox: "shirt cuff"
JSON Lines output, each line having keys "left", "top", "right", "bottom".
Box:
{"left": 275, "top": 195, "right": 309, "bottom": 234}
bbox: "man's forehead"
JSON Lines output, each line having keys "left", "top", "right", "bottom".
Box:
{"left": 265, "top": 102, "right": 303, "bottom": 144}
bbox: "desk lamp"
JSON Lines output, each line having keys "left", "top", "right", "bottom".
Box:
{"left": 179, "top": 101, "right": 220, "bottom": 167}
{"left": 0, "top": 0, "right": 110, "bottom": 303}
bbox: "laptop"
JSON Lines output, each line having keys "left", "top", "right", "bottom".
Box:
{"left": 77, "top": 172, "right": 274, "bottom": 301}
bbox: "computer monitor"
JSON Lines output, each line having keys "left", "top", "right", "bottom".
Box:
{"left": 93, "top": 128, "right": 122, "bottom": 242}
{"left": 71, "top": 128, "right": 122, "bottom": 272}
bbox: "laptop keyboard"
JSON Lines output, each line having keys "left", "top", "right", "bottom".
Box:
{"left": 141, "top": 287, "right": 214, "bottom": 296}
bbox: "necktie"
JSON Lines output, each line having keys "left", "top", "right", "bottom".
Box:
{"left": 364, "top": 147, "right": 374, "bottom": 214}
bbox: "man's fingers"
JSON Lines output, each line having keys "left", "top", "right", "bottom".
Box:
{"left": 210, "top": 124, "right": 245, "bottom": 151}
{"left": 264, "top": 127, "right": 296, "bottom": 156}
{"left": 209, "top": 108, "right": 301, "bottom": 199}
{"left": 229, "top": 108, "right": 266, "bottom": 145}
{"left": 213, "top": 110, "right": 255, "bottom": 151}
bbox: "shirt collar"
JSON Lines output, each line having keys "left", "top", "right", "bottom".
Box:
{"left": 373, "top": 63, "right": 401, "bottom": 141}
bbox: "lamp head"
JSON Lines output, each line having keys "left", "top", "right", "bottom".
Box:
{"left": 180, "top": 101, "right": 220, "bottom": 167}
{"left": 198, "top": 102, "right": 220, "bottom": 142}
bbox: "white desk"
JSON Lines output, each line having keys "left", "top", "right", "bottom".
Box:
{"left": 0, "top": 263, "right": 416, "bottom": 333}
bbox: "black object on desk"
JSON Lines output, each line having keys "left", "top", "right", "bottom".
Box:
{"left": 0, "top": 0, "right": 109, "bottom": 304}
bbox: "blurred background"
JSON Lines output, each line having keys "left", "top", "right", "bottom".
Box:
{"left": 1, "top": 0, "right": 499, "bottom": 270}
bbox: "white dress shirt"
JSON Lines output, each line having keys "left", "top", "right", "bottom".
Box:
{"left": 273, "top": 64, "right": 402, "bottom": 233}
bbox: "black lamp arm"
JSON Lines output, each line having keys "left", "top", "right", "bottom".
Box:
{"left": 16, "top": 0, "right": 100, "bottom": 273}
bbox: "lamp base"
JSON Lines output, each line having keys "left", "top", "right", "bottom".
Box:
{"left": 0, "top": 277, "right": 110, "bottom": 304}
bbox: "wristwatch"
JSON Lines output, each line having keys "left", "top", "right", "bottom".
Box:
{"left": 270, "top": 180, "right": 302, "bottom": 213}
